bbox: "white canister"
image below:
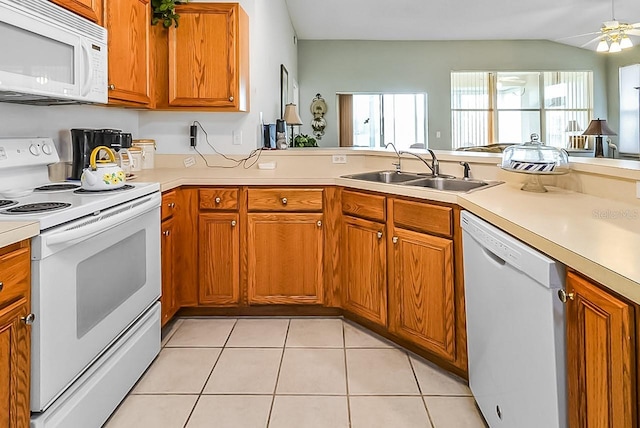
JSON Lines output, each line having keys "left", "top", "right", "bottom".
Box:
{"left": 128, "top": 146, "right": 143, "bottom": 172}
{"left": 132, "top": 139, "right": 156, "bottom": 169}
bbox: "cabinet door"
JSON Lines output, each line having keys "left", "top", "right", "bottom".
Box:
{"left": 389, "top": 228, "right": 455, "bottom": 361}
{"left": 168, "top": 3, "right": 248, "bottom": 109}
{"left": 105, "top": 0, "right": 151, "bottom": 105}
{"left": 566, "top": 272, "right": 636, "bottom": 428}
{"left": 50, "top": 0, "right": 101, "bottom": 23}
{"left": 0, "top": 298, "right": 30, "bottom": 428}
{"left": 161, "top": 217, "right": 177, "bottom": 326}
{"left": 342, "top": 216, "right": 387, "bottom": 326}
{"left": 247, "top": 213, "right": 323, "bottom": 304}
{"left": 198, "top": 213, "right": 240, "bottom": 306}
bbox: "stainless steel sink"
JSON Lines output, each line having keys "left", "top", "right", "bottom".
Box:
{"left": 403, "top": 177, "right": 496, "bottom": 192}
{"left": 342, "top": 170, "right": 423, "bottom": 184}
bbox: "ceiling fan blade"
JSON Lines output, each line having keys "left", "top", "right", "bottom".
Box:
{"left": 627, "top": 29, "right": 640, "bottom": 36}
{"left": 632, "top": 22, "right": 640, "bottom": 28}
{"left": 580, "top": 34, "right": 605, "bottom": 48}
{"left": 555, "top": 31, "right": 601, "bottom": 41}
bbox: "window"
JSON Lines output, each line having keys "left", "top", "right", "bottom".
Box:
{"left": 619, "top": 64, "right": 640, "bottom": 154}
{"left": 451, "top": 71, "right": 593, "bottom": 149}
{"left": 339, "top": 93, "right": 428, "bottom": 149}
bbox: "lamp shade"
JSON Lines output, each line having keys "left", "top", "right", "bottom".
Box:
{"left": 283, "top": 103, "right": 303, "bottom": 126}
{"left": 565, "top": 120, "right": 582, "bottom": 132}
{"left": 582, "top": 118, "right": 617, "bottom": 136}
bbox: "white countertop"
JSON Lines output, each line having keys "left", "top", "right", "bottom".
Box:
{"left": 0, "top": 221, "right": 39, "bottom": 248}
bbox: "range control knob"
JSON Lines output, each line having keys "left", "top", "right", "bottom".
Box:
{"left": 29, "top": 144, "right": 41, "bottom": 156}
{"left": 42, "top": 144, "right": 53, "bottom": 155}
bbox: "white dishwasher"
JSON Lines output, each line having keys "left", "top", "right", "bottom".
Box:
{"left": 461, "top": 211, "right": 567, "bottom": 428}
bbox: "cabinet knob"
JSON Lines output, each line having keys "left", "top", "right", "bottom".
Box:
{"left": 168, "top": 202, "right": 175, "bottom": 208}
{"left": 0, "top": 281, "right": 3, "bottom": 292}
{"left": 317, "top": 220, "right": 322, "bottom": 227}
{"left": 163, "top": 230, "right": 171, "bottom": 236}
{"left": 21, "top": 313, "right": 35, "bottom": 325}
{"left": 231, "top": 220, "right": 237, "bottom": 227}
{"left": 281, "top": 197, "right": 288, "bottom": 205}
{"left": 215, "top": 197, "right": 221, "bottom": 204}
{"left": 229, "top": 96, "right": 234, "bottom": 102}
{"left": 558, "top": 289, "right": 574, "bottom": 303}
{"left": 377, "top": 231, "right": 383, "bottom": 239}
{"left": 392, "top": 236, "right": 398, "bottom": 244}
{"left": 108, "top": 84, "right": 115, "bottom": 90}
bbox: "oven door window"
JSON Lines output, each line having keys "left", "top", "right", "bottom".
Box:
{"left": 76, "top": 229, "right": 147, "bottom": 338}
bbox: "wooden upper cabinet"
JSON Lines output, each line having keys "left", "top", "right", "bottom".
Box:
{"left": 105, "top": 0, "right": 151, "bottom": 106}
{"left": 50, "top": 0, "right": 101, "bottom": 24}
{"left": 389, "top": 228, "right": 455, "bottom": 362}
{"left": 165, "top": 3, "right": 249, "bottom": 110}
{"left": 342, "top": 215, "right": 387, "bottom": 326}
{"left": 566, "top": 271, "right": 636, "bottom": 428}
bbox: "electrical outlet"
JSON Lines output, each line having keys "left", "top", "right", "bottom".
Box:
{"left": 190, "top": 125, "right": 197, "bottom": 147}
{"left": 183, "top": 157, "right": 196, "bottom": 168}
{"left": 233, "top": 130, "right": 242, "bottom": 145}
{"left": 332, "top": 154, "right": 347, "bottom": 164}
{"left": 637, "top": 181, "right": 640, "bottom": 199}
{"left": 436, "top": 131, "right": 441, "bottom": 138}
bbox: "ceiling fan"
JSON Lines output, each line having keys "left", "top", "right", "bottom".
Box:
{"left": 559, "top": 0, "right": 640, "bottom": 53}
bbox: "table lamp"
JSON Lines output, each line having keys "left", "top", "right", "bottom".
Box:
{"left": 283, "top": 103, "right": 303, "bottom": 147}
{"left": 582, "top": 118, "right": 617, "bottom": 158}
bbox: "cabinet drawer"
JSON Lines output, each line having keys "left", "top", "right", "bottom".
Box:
{"left": 393, "top": 199, "right": 452, "bottom": 237}
{"left": 0, "top": 244, "right": 30, "bottom": 308}
{"left": 248, "top": 188, "right": 323, "bottom": 212}
{"left": 200, "top": 188, "right": 240, "bottom": 210}
{"left": 342, "top": 190, "right": 386, "bottom": 222}
{"left": 161, "top": 190, "right": 177, "bottom": 221}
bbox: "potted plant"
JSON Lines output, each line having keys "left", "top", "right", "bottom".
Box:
{"left": 293, "top": 134, "right": 318, "bottom": 148}
{"left": 151, "top": 0, "right": 184, "bottom": 28}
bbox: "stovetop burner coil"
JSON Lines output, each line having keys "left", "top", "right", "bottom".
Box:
{"left": 34, "top": 183, "right": 80, "bottom": 192}
{"left": 1, "top": 202, "right": 72, "bottom": 214}
{"left": 74, "top": 184, "right": 134, "bottom": 194}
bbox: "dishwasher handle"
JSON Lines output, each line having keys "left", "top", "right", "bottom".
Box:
{"left": 481, "top": 246, "right": 506, "bottom": 266}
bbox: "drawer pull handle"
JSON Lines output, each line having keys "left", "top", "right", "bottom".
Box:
{"left": 558, "top": 289, "right": 574, "bottom": 303}
{"left": 377, "top": 231, "right": 383, "bottom": 239}
{"left": 21, "top": 313, "right": 35, "bottom": 325}
{"left": 231, "top": 220, "right": 237, "bottom": 227}
{"left": 392, "top": 236, "right": 398, "bottom": 244}
{"left": 281, "top": 197, "right": 288, "bottom": 205}
{"left": 317, "top": 220, "right": 322, "bottom": 227}
{"left": 215, "top": 197, "right": 221, "bottom": 204}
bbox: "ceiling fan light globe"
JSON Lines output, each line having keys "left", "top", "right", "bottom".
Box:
{"left": 596, "top": 39, "right": 610, "bottom": 52}
{"left": 620, "top": 35, "right": 633, "bottom": 49}
{"left": 609, "top": 41, "right": 622, "bottom": 52}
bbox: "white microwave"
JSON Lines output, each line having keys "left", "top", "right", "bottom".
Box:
{"left": 0, "top": 0, "right": 107, "bottom": 105}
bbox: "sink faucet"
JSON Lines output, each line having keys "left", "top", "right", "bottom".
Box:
{"left": 459, "top": 161, "right": 471, "bottom": 179}
{"left": 398, "top": 149, "right": 440, "bottom": 176}
{"left": 384, "top": 142, "right": 401, "bottom": 171}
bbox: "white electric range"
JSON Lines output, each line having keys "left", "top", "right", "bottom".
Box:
{"left": 0, "top": 138, "right": 162, "bottom": 428}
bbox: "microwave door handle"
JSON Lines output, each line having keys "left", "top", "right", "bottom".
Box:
{"left": 80, "top": 41, "right": 93, "bottom": 97}
{"left": 45, "top": 196, "right": 159, "bottom": 246}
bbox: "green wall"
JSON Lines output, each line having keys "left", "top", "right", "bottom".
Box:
{"left": 297, "top": 40, "right": 609, "bottom": 149}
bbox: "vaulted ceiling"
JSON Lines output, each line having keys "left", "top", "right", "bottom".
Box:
{"left": 285, "top": 0, "right": 640, "bottom": 50}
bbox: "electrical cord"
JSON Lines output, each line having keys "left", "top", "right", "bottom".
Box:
{"left": 192, "top": 120, "right": 264, "bottom": 169}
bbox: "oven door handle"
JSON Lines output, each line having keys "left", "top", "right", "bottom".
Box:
{"left": 45, "top": 196, "right": 159, "bottom": 246}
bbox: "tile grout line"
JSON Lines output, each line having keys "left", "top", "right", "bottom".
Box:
{"left": 181, "top": 317, "right": 239, "bottom": 428}
{"left": 342, "top": 320, "right": 353, "bottom": 428}
{"left": 407, "top": 352, "right": 437, "bottom": 428}
{"left": 266, "top": 318, "right": 291, "bottom": 428}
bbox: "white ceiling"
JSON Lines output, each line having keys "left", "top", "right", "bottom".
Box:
{"left": 285, "top": 0, "right": 640, "bottom": 49}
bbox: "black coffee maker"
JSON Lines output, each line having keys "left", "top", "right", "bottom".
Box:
{"left": 70, "top": 129, "right": 132, "bottom": 180}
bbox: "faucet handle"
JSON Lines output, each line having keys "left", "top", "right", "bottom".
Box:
{"left": 459, "top": 161, "right": 471, "bottom": 179}
{"left": 391, "top": 161, "right": 401, "bottom": 171}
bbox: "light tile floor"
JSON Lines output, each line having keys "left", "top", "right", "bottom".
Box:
{"left": 104, "top": 317, "right": 488, "bottom": 428}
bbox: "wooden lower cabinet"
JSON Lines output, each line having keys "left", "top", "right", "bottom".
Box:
{"left": 341, "top": 215, "right": 387, "bottom": 326}
{"left": 160, "top": 217, "right": 178, "bottom": 326}
{"left": 198, "top": 213, "right": 240, "bottom": 305}
{"left": 389, "top": 227, "right": 456, "bottom": 362}
{"left": 565, "top": 271, "right": 637, "bottom": 428}
{"left": 0, "top": 242, "right": 31, "bottom": 428}
{"left": 247, "top": 213, "right": 323, "bottom": 304}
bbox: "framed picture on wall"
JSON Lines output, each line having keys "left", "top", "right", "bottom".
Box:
{"left": 280, "top": 64, "right": 289, "bottom": 119}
